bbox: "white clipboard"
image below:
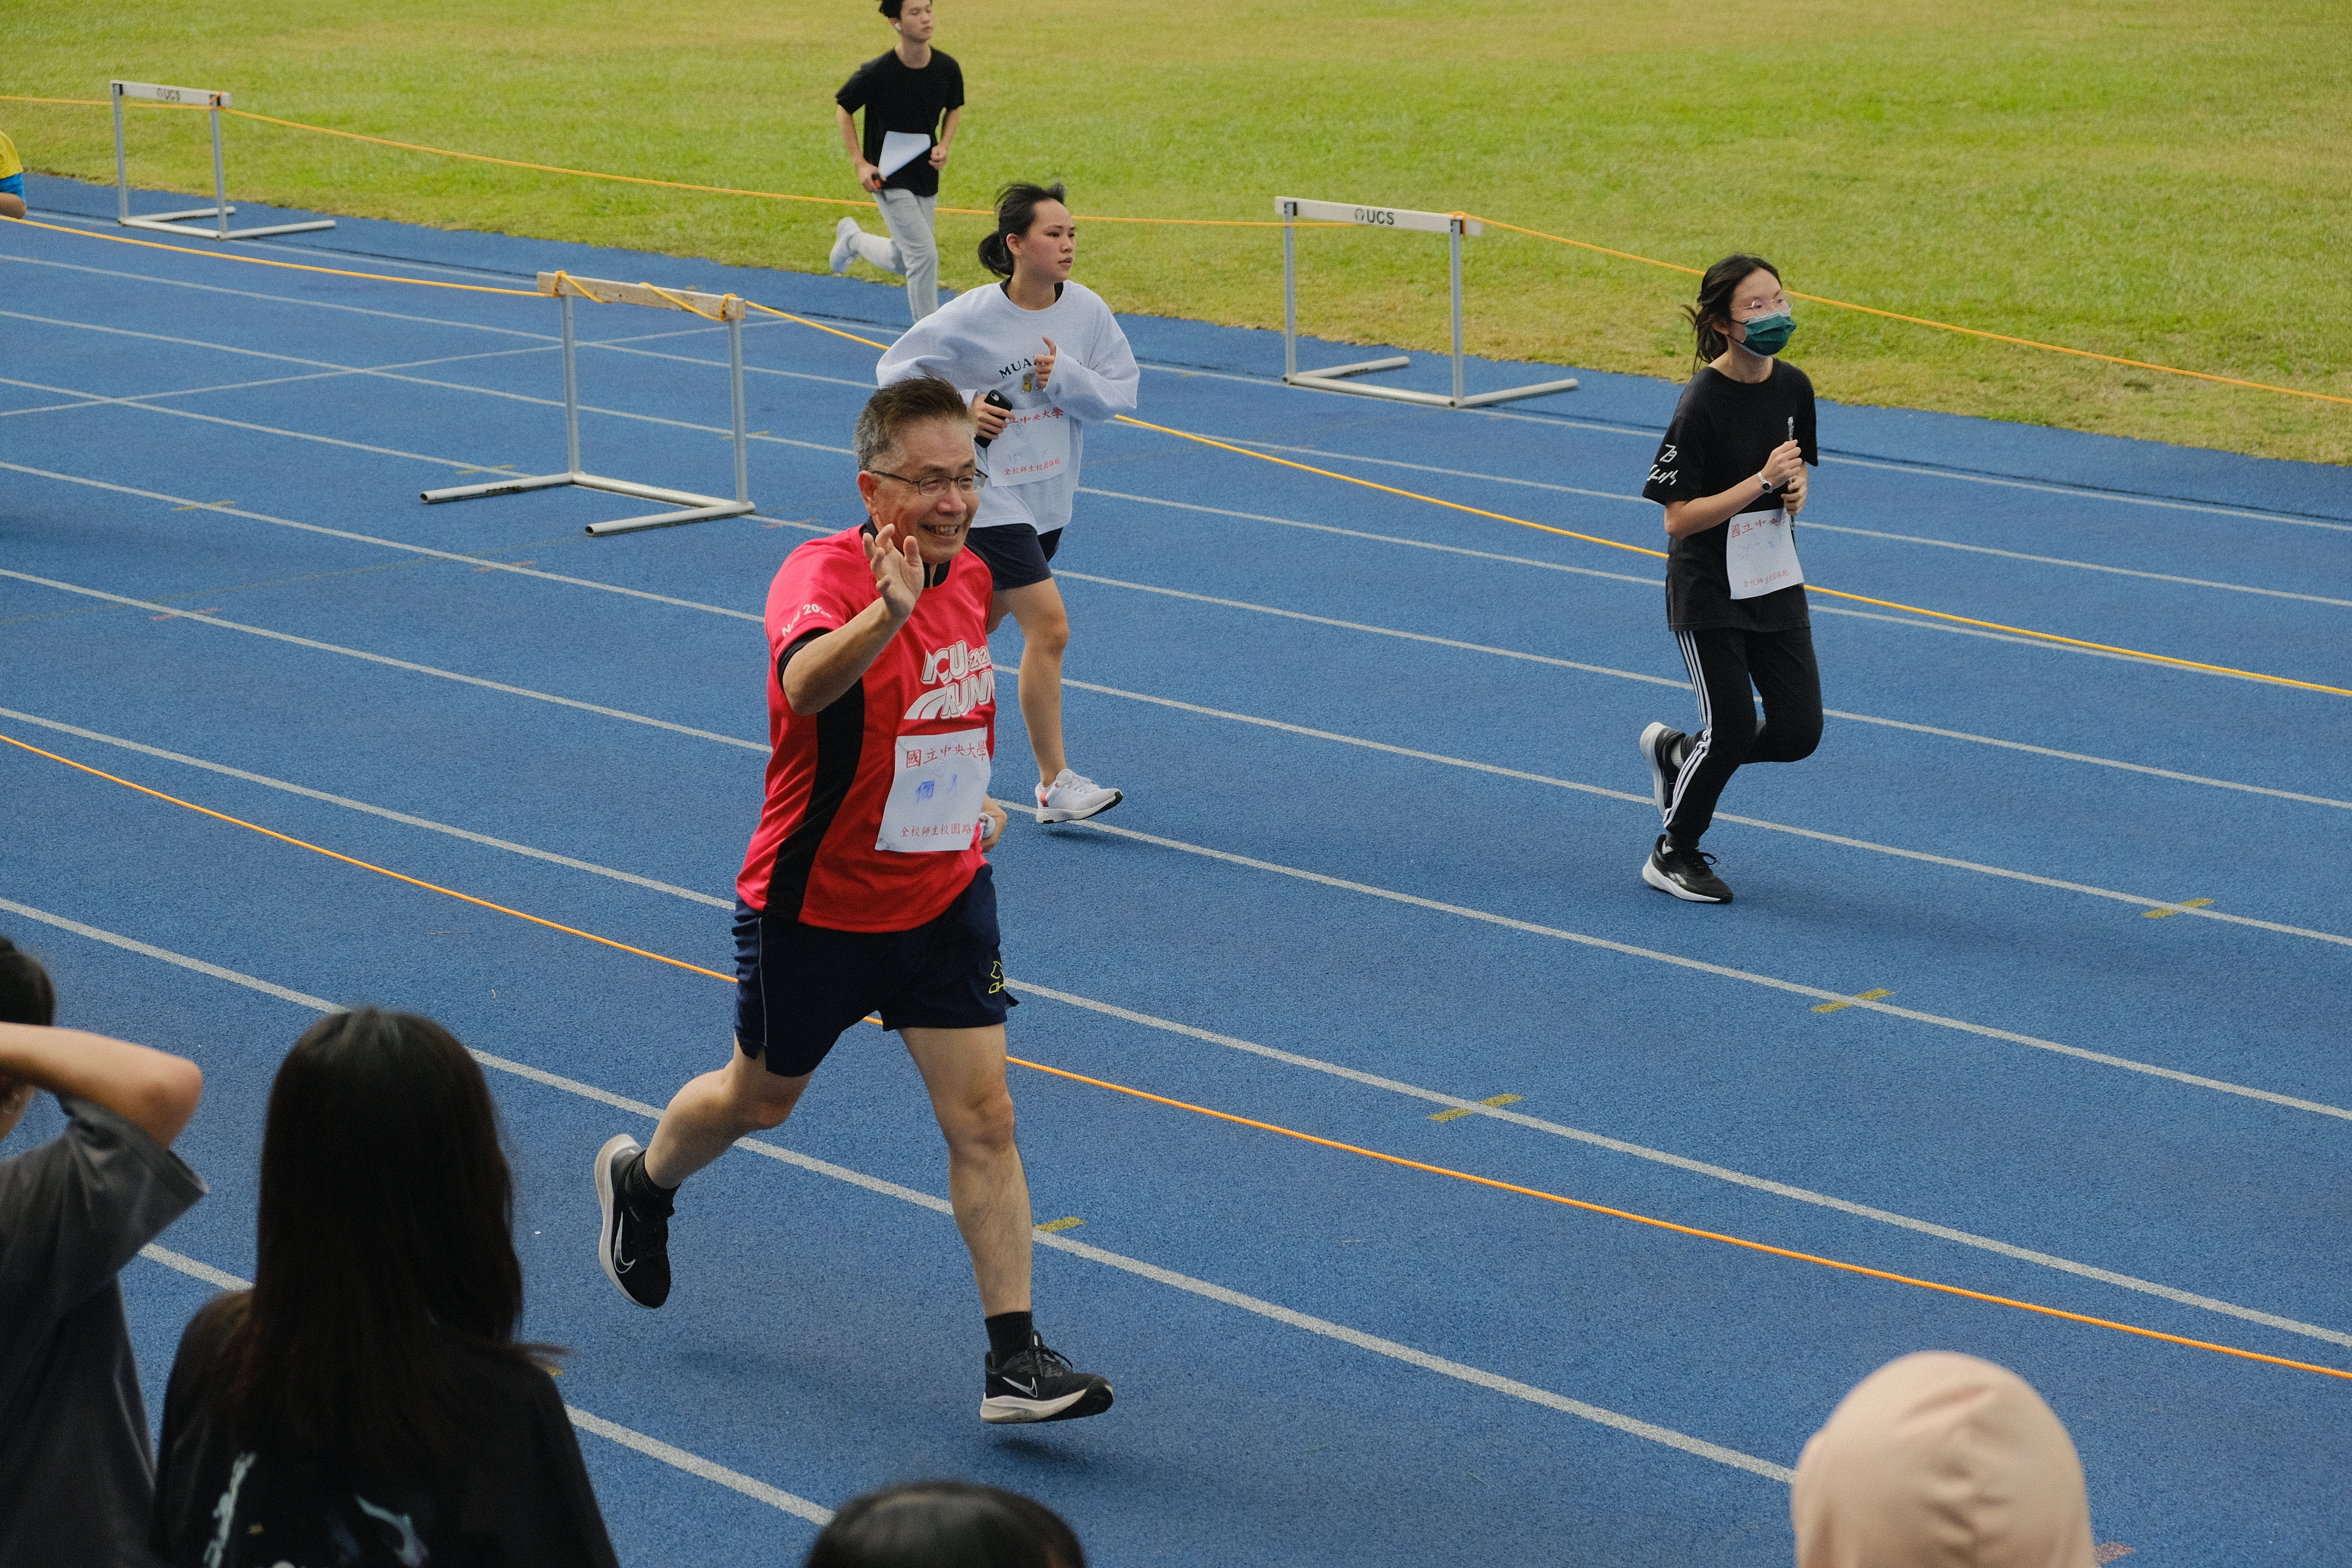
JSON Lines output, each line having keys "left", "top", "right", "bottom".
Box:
{"left": 877, "top": 132, "right": 931, "bottom": 178}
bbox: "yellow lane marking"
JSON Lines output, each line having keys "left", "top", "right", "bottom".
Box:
{"left": 1430, "top": 1093, "right": 1524, "bottom": 1123}
{"left": 1037, "top": 1216, "right": 1086, "bottom": 1233}
{"left": 2144, "top": 897, "right": 2216, "bottom": 919}
{"left": 1813, "top": 988, "right": 1894, "bottom": 1014}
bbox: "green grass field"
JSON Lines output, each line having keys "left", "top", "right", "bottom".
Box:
{"left": 10, "top": 1, "right": 2349, "bottom": 464}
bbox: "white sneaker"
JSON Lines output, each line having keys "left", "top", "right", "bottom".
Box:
{"left": 1035, "top": 769, "right": 1121, "bottom": 824}
{"left": 829, "top": 217, "right": 861, "bottom": 275}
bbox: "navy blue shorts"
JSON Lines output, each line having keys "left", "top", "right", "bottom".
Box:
{"left": 732, "top": 865, "right": 1015, "bottom": 1077}
{"left": 961, "top": 524, "right": 1063, "bottom": 592}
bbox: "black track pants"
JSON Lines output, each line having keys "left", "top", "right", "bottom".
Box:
{"left": 1663, "top": 625, "right": 1823, "bottom": 848}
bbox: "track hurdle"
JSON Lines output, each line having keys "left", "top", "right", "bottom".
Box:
{"left": 110, "top": 81, "right": 335, "bottom": 241}
{"left": 1276, "top": 197, "right": 1577, "bottom": 409}
{"left": 421, "top": 273, "right": 756, "bottom": 538}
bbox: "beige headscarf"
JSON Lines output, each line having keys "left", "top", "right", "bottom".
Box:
{"left": 1792, "top": 1351, "right": 2096, "bottom": 1568}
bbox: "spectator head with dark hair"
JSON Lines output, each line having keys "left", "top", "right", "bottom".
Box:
{"left": 148, "top": 1009, "right": 620, "bottom": 1567}
{"left": 807, "top": 1481, "right": 1086, "bottom": 1568}
{"left": 0, "top": 936, "right": 56, "bottom": 1028}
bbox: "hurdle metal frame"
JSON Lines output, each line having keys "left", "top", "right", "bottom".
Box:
{"left": 1277, "top": 197, "right": 1577, "bottom": 409}
{"left": 111, "top": 80, "right": 336, "bottom": 241}
{"left": 421, "top": 273, "right": 756, "bottom": 538}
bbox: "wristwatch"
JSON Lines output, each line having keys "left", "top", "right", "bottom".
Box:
{"left": 1757, "top": 472, "right": 1781, "bottom": 498}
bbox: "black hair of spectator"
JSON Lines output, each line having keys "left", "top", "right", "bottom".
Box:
{"left": 1684, "top": 252, "right": 1781, "bottom": 370}
{"left": 805, "top": 1481, "right": 1086, "bottom": 1568}
{"left": 977, "top": 181, "right": 1069, "bottom": 279}
{"left": 0, "top": 936, "right": 57, "bottom": 1027}
{"left": 878, "top": 0, "right": 903, "bottom": 17}
{"left": 223, "top": 1008, "right": 555, "bottom": 1471}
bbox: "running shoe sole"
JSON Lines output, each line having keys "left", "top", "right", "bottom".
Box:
{"left": 828, "top": 218, "right": 859, "bottom": 275}
{"left": 1642, "top": 852, "right": 1732, "bottom": 904}
{"left": 981, "top": 1383, "right": 1115, "bottom": 1424}
{"left": 1639, "top": 722, "right": 1677, "bottom": 816}
{"left": 594, "top": 1133, "right": 654, "bottom": 1306}
{"left": 1036, "top": 789, "right": 1121, "bottom": 825}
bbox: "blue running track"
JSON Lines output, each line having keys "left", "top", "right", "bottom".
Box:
{"left": 5, "top": 172, "right": 2350, "bottom": 1566}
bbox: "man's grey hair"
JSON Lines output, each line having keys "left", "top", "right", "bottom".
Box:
{"left": 854, "top": 376, "right": 974, "bottom": 471}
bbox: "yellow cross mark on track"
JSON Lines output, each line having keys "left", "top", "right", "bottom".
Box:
{"left": 1813, "top": 988, "right": 1894, "bottom": 1014}
{"left": 1036, "top": 1216, "right": 1085, "bottom": 1233}
{"left": 2143, "top": 897, "right": 2216, "bottom": 919}
{"left": 1430, "top": 1093, "right": 1523, "bottom": 1123}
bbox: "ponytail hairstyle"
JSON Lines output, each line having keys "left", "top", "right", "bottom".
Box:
{"left": 1684, "top": 253, "right": 1780, "bottom": 371}
{"left": 977, "top": 181, "right": 1069, "bottom": 280}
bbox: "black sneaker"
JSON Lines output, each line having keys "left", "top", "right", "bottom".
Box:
{"left": 1643, "top": 835, "right": 1733, "bottom": 903}
{"left": 1638, "top": 722, "right": 1689, "bottom": 816}
{"left": 981, "top": 1334, "right": 1114, "bottom": 1424}
{"left": 595, "top": 1134, "right": 672, "bottom": 1309}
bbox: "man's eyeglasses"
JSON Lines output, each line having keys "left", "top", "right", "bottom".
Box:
{"left": 864, "top": 467, "right": 987, "bottom": 498}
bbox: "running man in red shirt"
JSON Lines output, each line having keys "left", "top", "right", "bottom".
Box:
{"left": 593, "top": 377, "right": 1112, "bottom": 1425}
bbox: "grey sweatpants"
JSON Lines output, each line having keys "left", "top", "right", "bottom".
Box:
{"left": 848, "top": 188, "right": 940, "bottom": 321}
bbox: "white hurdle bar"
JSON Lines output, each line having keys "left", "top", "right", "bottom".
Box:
{"left": 1276, "top": 197, "right": 1577, "bottom": 410}
{"left": 421, "top": 273, "right": 756, "bottom": 538}
{"left": 111, "top": 80, "right": 336, "bottom": 241}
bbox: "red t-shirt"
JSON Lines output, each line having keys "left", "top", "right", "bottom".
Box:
{"left": 737, "top": 527, "right": 997, "bottom": 930}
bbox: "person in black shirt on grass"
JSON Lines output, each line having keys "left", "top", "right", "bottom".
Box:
{"left": 830, "top": 0, "right": 965, "bottom": 322}
{"left": 150, "top": 1009, "right": 619, "bottom": 1568}
{"left": 1636, "top": 253, "right": 1824, "bottom": 904}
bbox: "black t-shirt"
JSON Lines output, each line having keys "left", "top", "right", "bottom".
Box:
{"left": 1641, "top": 361, "right": 1818, "bottom": 632}
{"left": 150, "top": 1295, "right": 620, "bottom": 1568}
{"left": 835, "top": 49, "right": 965, "bottom": 199}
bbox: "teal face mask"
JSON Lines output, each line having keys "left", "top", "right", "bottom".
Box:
{"left": 1738, "top": 311, "right": 1794, "bottom": 357}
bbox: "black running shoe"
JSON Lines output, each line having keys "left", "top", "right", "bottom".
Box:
{"left": 981, "top": 1334, "right": 1114, "bottom": 1424}
{"left": 1643, "top": 835, "right": 1733, "bottom": 903}
{"left": 1639, "top": 722, "right": 1689, "bottom": 817}
{"left": 595, "top": 1134, "right": 672, "bottom": 1309}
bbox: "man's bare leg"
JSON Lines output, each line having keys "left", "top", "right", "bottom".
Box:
{"left": 643, "top": 1043, "right": 810, "bottom": 1188}
{"left": 901, "top": 1023, "right": 1031, "bottom": 1314}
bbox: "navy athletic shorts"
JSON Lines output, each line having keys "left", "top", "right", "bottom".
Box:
{"left": 961, "top": 524, "right": 1063, "bottom": 592}
{"left": 732, "top": 865, "right": 1016, "bottom": 1077}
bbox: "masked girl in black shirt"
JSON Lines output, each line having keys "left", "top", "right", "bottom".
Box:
{"left": 1635, "top": 254, "right": 1824, "bottom": 903}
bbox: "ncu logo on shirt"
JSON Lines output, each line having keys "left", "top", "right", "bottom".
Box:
{"left": 907, "top": 639, "right": 996, "bottom": 721}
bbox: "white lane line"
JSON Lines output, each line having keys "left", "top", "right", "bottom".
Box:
{"left": 1037, "top": 676, "right": 2352, "bottom": 946}
{"left": 1011, "top": 980, "right": 2352, "bottom": 1351}
{"left": 0, "top": 570, "right": 767, "bottom": 753}
{"left": 29, "top": 902, "right": 1790, "bottom": 1486}
{"left": 563, "top": 1407, "right": 834, "bottom": 1525}
{"left": 1050, "top": 569, "right": 1686, "bottom": 686}
{"left": 1795, "top": 522, "right": 2352, "bottom": 609}
{"left": 130, "top": 1245, "right": 835, "bottom": 1525}
{"left": 0, "top": 249, "right": 557, "bottom": 337}
{"left": 0, "top": 708, "right": 734, "bottom": 908}
{"left": 1049, "top": 816, "right": 2352, "bottom": 1124}
{"left": 1069, "top": 491, "right": 2331, "bottom": 679}
{"left": 1215, "top": 446, "right": 2352, "bottom": 606}
{"left": 0, "top": 462, "right": 765, "bottom": 621}
{"left": 0, "top": 375, "right": 502, "bottom": 469}
{"left": 12, "top": 735, "right": 2349, "bottom": 1351}
{"left": 32, "top": 471, "right": 2337, "bottom": 813}
{"left": 1119, "top": 377, "right": 2352, "bottom": 533}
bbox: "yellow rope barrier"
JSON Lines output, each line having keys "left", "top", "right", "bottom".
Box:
{"left": 7, "top": 208, "right": 2341, "bottom": 697}
{"left": 1112, "top": 414, "right": 2352, "bottom": 699}
{"left": 8, "top": 724, "right": 2348, "bottom": 1385}
{"left": 0, "top": 213, "right": 538, "bottom": 296}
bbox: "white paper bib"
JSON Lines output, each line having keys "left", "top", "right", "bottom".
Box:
{"left": 877, "top": 727, "right": 992, "bottom": 853}
{"left": 985, "top": 400, "right": 1071, "bottom": 489}
{"left": 1725, "top": 508, "right": 1804, "bottom": 600}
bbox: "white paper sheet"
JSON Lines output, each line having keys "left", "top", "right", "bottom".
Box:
{"left": 1724, "top": 508, "right": 1804, "bottom": 600}
{"left": 983, "top": 401, "right": 1072, "bottom": 488}
{"left": 877, "top": 131, "right": 932, "bottom": 178}
{"left": 876, "top": 727, "right": 991, "bottom": 853}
